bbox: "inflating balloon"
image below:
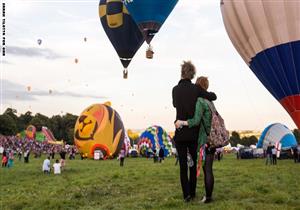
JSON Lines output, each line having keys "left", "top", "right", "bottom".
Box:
{"left": 99, "top": 0, "right": 144, "bottom": 78}
{"left": 74, "top": 103, "right": 125, "bottom": 159}
{"left": 124, "top": 0, "right": 178, "bottom": 58}
{"left": 137, "top": 125, "right": 172, "bottom": 157}
{"left": 257, "top": 123, "right": 297, "bottom": 150}
{"left": 221, "top": 0, "right": 300, "bottom": 128}
{"left": 25, "top": 125, "right": 36, "bottom": 140}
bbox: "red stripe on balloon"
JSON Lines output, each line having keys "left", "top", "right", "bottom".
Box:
{"left": 280, "top": 95, "right": 300, "bottom": 129}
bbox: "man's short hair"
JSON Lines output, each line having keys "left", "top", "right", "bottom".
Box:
{"left": 181, "top": 61, "right": 196, "bottom": 80}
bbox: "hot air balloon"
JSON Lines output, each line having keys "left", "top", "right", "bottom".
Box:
{"left": 84, "top": 37, "right": 87, "bottom": 42}
{"left": 99, "top": 0, "right": 144, "bottom": 79}
{"left": 124, "top": 0, "right": 178, "bottom": 59}
{"left": 74, "top": 103, "right": 125, "bottom": 159}
{"left": 257, "top": 123, "right": 297, "bottom": 150}
{"left": 221, "top": 0, "right": 300, "bottom": 128}
{"left": 27, "top": 86, "right": 31, "bottom": 92}
{"left": 137, "top": 125, "right": 172, "bottom": 157}
{"left": 37, "top": 39, "right": 42, "bottom": 45}
{"left": 74, "top": 58, "right": 79, "bottom": 63}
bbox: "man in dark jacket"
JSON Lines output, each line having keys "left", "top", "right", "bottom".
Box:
{"left": 172, "top": 61, "right": 216, "bottom": 202}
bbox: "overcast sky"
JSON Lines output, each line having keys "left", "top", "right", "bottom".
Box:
{"left": 1, "top": 0, "right": 297, "bottom": 131}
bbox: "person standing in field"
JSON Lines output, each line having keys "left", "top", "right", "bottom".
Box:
{"left": 172, "top": 61, "right": 216, "bottom": 202}
{"left": 271, "top": 146, "right": 277, "bottom": 165}
{"left": 2, "top": 150, "right": 8, "bottom": 167}
{"left": 159, "top": 147, "right": 165, "bottom": 163}
{"left": 175, "top": 76, "right": 216, "bottom": 204}
{"left": 266, "top": 143, "right": 273, "bottom": 165}
{"left": 42, "top": 156, "right": 51, "bottom": 174}
{"left": 7, "top": 150, "right": 14, "bottom": 168}
{"left": 24, "top": 149, "right": 30, "bottom": 163}
{"left": 59, "top": 149, "right": 66, "bottom": 171}
{"left": 53, "top": 159, "right": 61, "bottom": 175}
{"left": 119, "top": 148, "right": 125, "bottom": 167}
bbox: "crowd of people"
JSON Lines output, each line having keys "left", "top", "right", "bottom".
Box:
{"left": 0, "top": 135, "right": 78, "bottom": 173}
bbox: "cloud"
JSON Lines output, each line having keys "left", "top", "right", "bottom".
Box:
{"left": 5, "top": 46, "right": 66, "bottom": 60}
{"left": 1, "top": 60, "right": 13, "bottom": 65}
{"left": 2, "top": 80, "right": 107, "bottom": 102}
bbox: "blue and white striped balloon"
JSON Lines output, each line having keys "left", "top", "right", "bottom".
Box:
{"left": 221, "top": 0, "right": 300, "bottom": 128}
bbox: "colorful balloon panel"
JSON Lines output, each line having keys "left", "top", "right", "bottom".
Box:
{"left": 138, "top": 125, "right": 172, "bottom": 157}
{"left": 221, "top": 0, "right": 300, "bottom": 128}
{"left": 99, "top": 0, "right": 144, "bottom": 69}
{"left": 25, "top": 125, "right": 36, "bottom": 140}
{"left": 124, "top": 0, "right": 178, "bottom": 44}
{"left": 74, "top": 103, "right": 125, "bottom": 159}
{"left": 257, "top": 123, "right": 297, "bottom": 149}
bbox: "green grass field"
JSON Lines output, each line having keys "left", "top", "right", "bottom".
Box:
{"left": 1, "top": 154, "right": 299, "bottom": 210}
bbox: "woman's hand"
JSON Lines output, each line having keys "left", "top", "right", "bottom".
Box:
{"left": 175, "top": 120, "right": 187, "bottom": 129}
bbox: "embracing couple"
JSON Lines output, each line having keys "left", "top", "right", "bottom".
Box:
{"left": 172, "top": 61, "right": 217, "bottom": 204}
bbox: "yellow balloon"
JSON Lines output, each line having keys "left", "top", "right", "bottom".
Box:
{"left": 74, "top": 103, "right": 125, "bottom": 159}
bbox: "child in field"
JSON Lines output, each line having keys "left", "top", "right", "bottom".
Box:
{"left": 53, "top": 159, "right": 61, "bottom": 175}
{"left": 2, "top": 151, "right": 8, "bottom": 167}
{"left": 42, "top": 156, "right": 51, "bottom": 174}
{"left": 7, "top": 150, "right": 14, "bottom": 168}
{"left": 119, "top": 148, "right": 125, "bottom": 167}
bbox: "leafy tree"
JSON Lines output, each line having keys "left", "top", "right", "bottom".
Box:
{"left": 49, "top": 115, "right": 63, "bottom": 140}
{"left": 66, "top": 128, "right": 75, "bottom": 145}
{"left": 0, "top": 114, "right": 17, "bottom": 135}
{"left": 29, "top": 113, "right": 50, "bottom": 131}
{"left": 3, "top": 108, "right": 18, "bottom": 121}
{"left": 229, "top": 131, "right": 240, "bottom": 146}
{"left": 17, "top": 111, "right": 33, "bottom": 132}
{"left": 241, "top": 135, "right": 258, "bottom": 147}
{"left": 293, "top": 129, "right": 300, "bottom": 144}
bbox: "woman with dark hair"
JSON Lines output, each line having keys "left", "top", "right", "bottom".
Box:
{"left": 175, "top": 76, "right": 216, "bottom": 203}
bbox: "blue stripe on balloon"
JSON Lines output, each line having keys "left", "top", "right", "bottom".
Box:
{"left": 124, "top": 0, "right": 178, "bottom": 26}
{"left": 257, "top": 123, "right": 274, "bottom": 148}
{"left": 249, "top": 40, "right": 300, "bottom": 101}
{"left": 281, "top": 134, "right": 297, "bottom": 149}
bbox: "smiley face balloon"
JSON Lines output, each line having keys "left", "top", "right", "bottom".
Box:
{"left": 74, "top": 103, "right": 125, "bottom": 159}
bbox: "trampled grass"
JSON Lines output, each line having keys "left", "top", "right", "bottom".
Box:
{"left": 0, "top": 154, "right": 299, "bottom": 210}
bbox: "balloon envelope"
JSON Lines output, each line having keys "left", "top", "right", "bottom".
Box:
{"left": 257, "top": 123, "right": 297, "bottom": 150}
{"left": 221, "top": 0, "right": 300, "bottom": 128}
{"left": 99, "top": 0, "right": 144, "bottom": 69}
{"left": 124, "top": 0, "right": 178, "bottom": 44}
{"left": 74, "top": 103, "right": 125, "bottom": 159}
{"left": 138, "top": 125, "right": 172, "bottom": 157}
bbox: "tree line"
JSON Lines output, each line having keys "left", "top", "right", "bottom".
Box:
{"left": 1, "top": 108, "right": 299, "bottom": 146}
{"left": 0, "top": 108, "right": 78, "bottom": 145}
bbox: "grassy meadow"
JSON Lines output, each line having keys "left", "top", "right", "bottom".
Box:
{"left": 0, "top": 154, "right": 299, "bottom": 210}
